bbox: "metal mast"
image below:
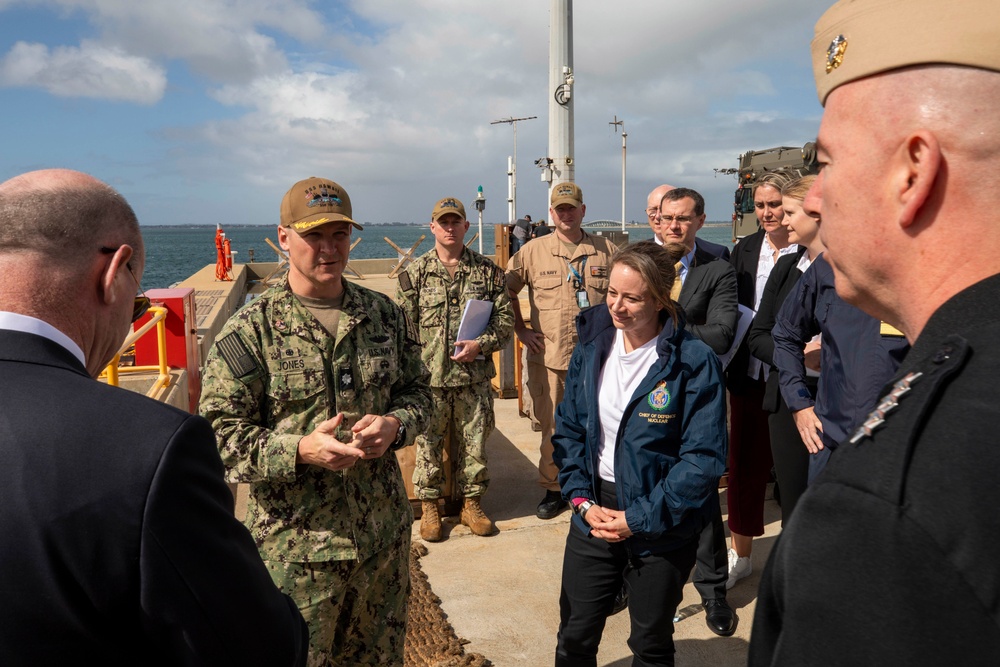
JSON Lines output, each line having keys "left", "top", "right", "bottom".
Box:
{"left": 610, "top": 115, "right": 626, "bottom": 231}
{"left": 545, "top": 0, "right": 574, "bottom": 203}
{"left": 491, "top": 115, "right": 537, "bottom": 223}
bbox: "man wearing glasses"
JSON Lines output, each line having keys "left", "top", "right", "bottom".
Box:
{"left": 646, "top": 184, "right": 730, "bottom": 260}
{"left": 660, "top": 186, "right": 739, "bottom": 638}
{"left": 0, "top": 169, "right": 308, "bottom": 665}
{"left": 201, "top": 177, "right": 431, "bottom": 665}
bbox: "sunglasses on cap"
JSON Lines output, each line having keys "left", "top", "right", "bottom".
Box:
{"left": 100, "top": 246, "right": 151, "bottom": 323}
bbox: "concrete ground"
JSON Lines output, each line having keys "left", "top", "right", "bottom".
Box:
{"left": 414, "top": 395, "right": 782, "bottom": 667}
{"left": 348, "top": 274, "right": 780, "bottom": 666}
{"left": 225, "top": 271, "right": 780, "bottom": 665}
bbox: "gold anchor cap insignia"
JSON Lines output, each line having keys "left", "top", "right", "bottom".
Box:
{"left": 826, "top": 34, "right": 848, "bottom": 73}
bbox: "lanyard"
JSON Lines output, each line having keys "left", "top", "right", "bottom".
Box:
{"left": 566, "top": 256, "right": 587, "bottom": 290}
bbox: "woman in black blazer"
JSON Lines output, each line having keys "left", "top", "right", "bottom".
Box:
{"left": 747, "top": 175, "right": 823, "bottom": 524}
{"left": 725, "top": 172, "right": 798, "bottom": 589}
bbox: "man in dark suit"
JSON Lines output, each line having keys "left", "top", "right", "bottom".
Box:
{"left": 659, "top": 187, "right": 739, "bottom": 636}
{"left": 645, "top": 184, "right": 731, "bottom": 261}
{"left": 662, "top": 188, "right": 739, "bottom": 356}
{"left": 0, "top": 169, "right": 308, "bottom": 666}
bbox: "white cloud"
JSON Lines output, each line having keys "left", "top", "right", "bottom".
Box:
{"left": 174, "top": 2, "right": 828, "bottom": 219}
{"left": 0, "top": 1, "right": 833, "bottom": 223}
{"left": 0, "top": 39, "right": 165, "bottom": 103}
{"left": 11, "top": 0, "right": 328, "bottom": 82}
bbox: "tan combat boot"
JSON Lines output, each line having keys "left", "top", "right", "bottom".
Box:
{"left": 460, "top": 497, "right": 495, "bottom": 536}
{"left": 420, "top": 500, "right": 442, "bottom": 542}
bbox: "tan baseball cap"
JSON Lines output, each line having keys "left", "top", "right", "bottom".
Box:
{"left": 431, "top": 197, "right": 466, "bottom": 221}
{"left": 813, "top": 0, "right": 1000, "bottom": 105}
{"left": 279, "top": 177, "right": 363, "bottom": 233}
{"left": 550, "top": 182, "right": 583, "bottom": 208}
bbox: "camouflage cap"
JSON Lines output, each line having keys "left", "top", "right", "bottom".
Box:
{"left": 813, "top": 0, "right": 1000, "bottom": 105}
{"left": 280, "top": 177, "right": 363, "bottom": 233}
{"left": 431, "top": 197, "right": 466, "bottom": 221}
{"left": 550, "top": 182, "right": 583, "bottom": 208}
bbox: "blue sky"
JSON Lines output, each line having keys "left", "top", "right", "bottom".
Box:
{"left": 0, "top": 1, "right": 827, "bottom": 225}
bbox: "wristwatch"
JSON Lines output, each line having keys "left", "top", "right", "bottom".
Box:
{"left": 574, "top": 499, "right": 595, "bottom": 519}
{"left": 389, "top": 419, "right": 407, "bottom": 451}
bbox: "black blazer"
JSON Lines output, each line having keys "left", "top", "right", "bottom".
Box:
{"left": 730, "top": 229, "right": 766, "bottom": 312}
{"left": 697, "top": 237, "right": 732, "bottom": 262}
{"left": 0, "top": 330, "right": 307, "bottom": 666}
{"left": 726, "top": 229, "right": 769, "bottom": 392}
{"left": 747, "top": 248, "right": 811, "bottom": 412}
{"left": 677, "top": 245, "right": 739, "bottom": 355}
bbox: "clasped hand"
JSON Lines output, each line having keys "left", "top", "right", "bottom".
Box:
{"left": 583, "top": 505, "right": 633, "bottom": 542}
{"left": 296, "top": 413, "right": 400, "bottom": 471}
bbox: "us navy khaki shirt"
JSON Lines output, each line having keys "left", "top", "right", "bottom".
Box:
{"left": 505, "top": 231, "right": 616, "bottom": 371}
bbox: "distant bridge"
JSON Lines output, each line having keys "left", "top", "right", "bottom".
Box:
{"left": 582, "top": 220, "right": 729, "bottom": 228}
{"left": 582, "top": 220, "right": 641, "bottom": 228}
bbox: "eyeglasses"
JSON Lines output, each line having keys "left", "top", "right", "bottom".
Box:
{"left": 100, "top": 246, "right": 151, "bottom": 323}
{"left": 659, "top": 215, "right": 695, "bottom": 225}
{"left": 645, "top": 207, "right": 659, "bottom": 218}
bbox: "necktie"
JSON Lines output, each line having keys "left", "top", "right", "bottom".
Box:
{"left": 670, "top": 261, "right": 684, "bottom": 301}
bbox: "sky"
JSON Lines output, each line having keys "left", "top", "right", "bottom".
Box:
{"left": 0, "top": 0, "right": 828, "bottom": 226}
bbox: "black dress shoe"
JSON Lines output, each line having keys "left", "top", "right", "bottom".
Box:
{"left": 536, "top": 490, "right": 566, "bottom": 519}
{"left": 610, "top": 585, "right": 628, "bottom": 616}
{"left": 703, "top": 598, "right": 736, "bottom": 637}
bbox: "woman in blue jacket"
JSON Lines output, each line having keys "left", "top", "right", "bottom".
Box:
{"left": 552, "top": 242, "right": 728, "bottom": 667}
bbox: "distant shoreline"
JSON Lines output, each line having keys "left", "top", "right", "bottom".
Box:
{"left": 140, "top": 221, "right": 734, "bottom": 229}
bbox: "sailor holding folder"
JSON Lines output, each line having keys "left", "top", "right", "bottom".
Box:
{"left": 396, "top": 196, "right": 514, "bottom": 542}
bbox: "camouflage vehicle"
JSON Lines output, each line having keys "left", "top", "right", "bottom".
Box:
{"left": 729, "top": 143, "right": 819, "bottom": 240}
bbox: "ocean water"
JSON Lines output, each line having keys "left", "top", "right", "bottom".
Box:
{"left": 140, "top": 223, "right": 736, "bottom": 290}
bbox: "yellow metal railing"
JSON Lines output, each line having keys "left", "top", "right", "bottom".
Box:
{"left": 101, "top": 306, "right": 172, "bottom": 398}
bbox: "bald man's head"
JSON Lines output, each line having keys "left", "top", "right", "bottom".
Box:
{"left": 645, "top": 184, "right": 676, "bottom": 238}
{"left": 0, "top": 170, "right": 145, "bottom": 375}
{"left": 0, "top": 169, "right": 142, "bottom": 270}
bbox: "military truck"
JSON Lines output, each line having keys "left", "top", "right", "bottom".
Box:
{"left": 727, "top": 143, "right": 818, "bottom": 240}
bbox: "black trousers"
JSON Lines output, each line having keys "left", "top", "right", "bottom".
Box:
{"left": 691, "top": 492, "right": 728, "bottom": 602}
{"left": 555, "top": 481, "right": 698, "bottom": 667}
{"left": 768, "top": 397, "right": 810, "bottom": 526}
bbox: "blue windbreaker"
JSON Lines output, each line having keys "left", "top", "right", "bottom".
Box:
{"left": 553, "top": 305, "right": 728, "bottom": 556}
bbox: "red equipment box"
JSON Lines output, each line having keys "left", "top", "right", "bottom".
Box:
{"left": 134, "top": 288, "right": 201, "bottom": 413}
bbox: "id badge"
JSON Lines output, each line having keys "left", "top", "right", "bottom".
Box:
{"left": 576, "top": 290, "right": 590, "bottom": 309}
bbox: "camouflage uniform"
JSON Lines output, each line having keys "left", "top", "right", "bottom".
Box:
{"left": 396, "top": 246, "right": 513, "bottom": 499}
{"left": 200, "top": 275, "right": 430, "bottom": 666}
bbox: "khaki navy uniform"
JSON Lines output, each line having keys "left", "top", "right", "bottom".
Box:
{"left": 505, "top": 231, "right": 616, "bottom": 490}
{"left": 396, "top": 247, "right": 513, "bottom": 499}
{"left": 200, "top": 276, "right": 431, "bottom": 666}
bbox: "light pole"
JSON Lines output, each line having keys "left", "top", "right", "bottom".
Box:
{"left": 491, "top": 115, "right": 537, "bottom": 223}
{"left": 474, "top": 185, "right": 486, "bottom": 254}
{"left": 610, "top": 115, "right": 627, "bottom": 232}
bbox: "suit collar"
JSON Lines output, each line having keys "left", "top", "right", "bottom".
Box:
{"left": 693, "top": 242, "right": 718, "bottom": 267}
{"left": 0, "top": 312, "right": 86, "bottom": 367}
{"left": 0, "top": 328, "right": 90, "bottom": 377}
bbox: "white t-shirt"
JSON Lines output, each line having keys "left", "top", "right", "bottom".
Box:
{"left": 597, "top": 328, "right": 660, "bottom": 483}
